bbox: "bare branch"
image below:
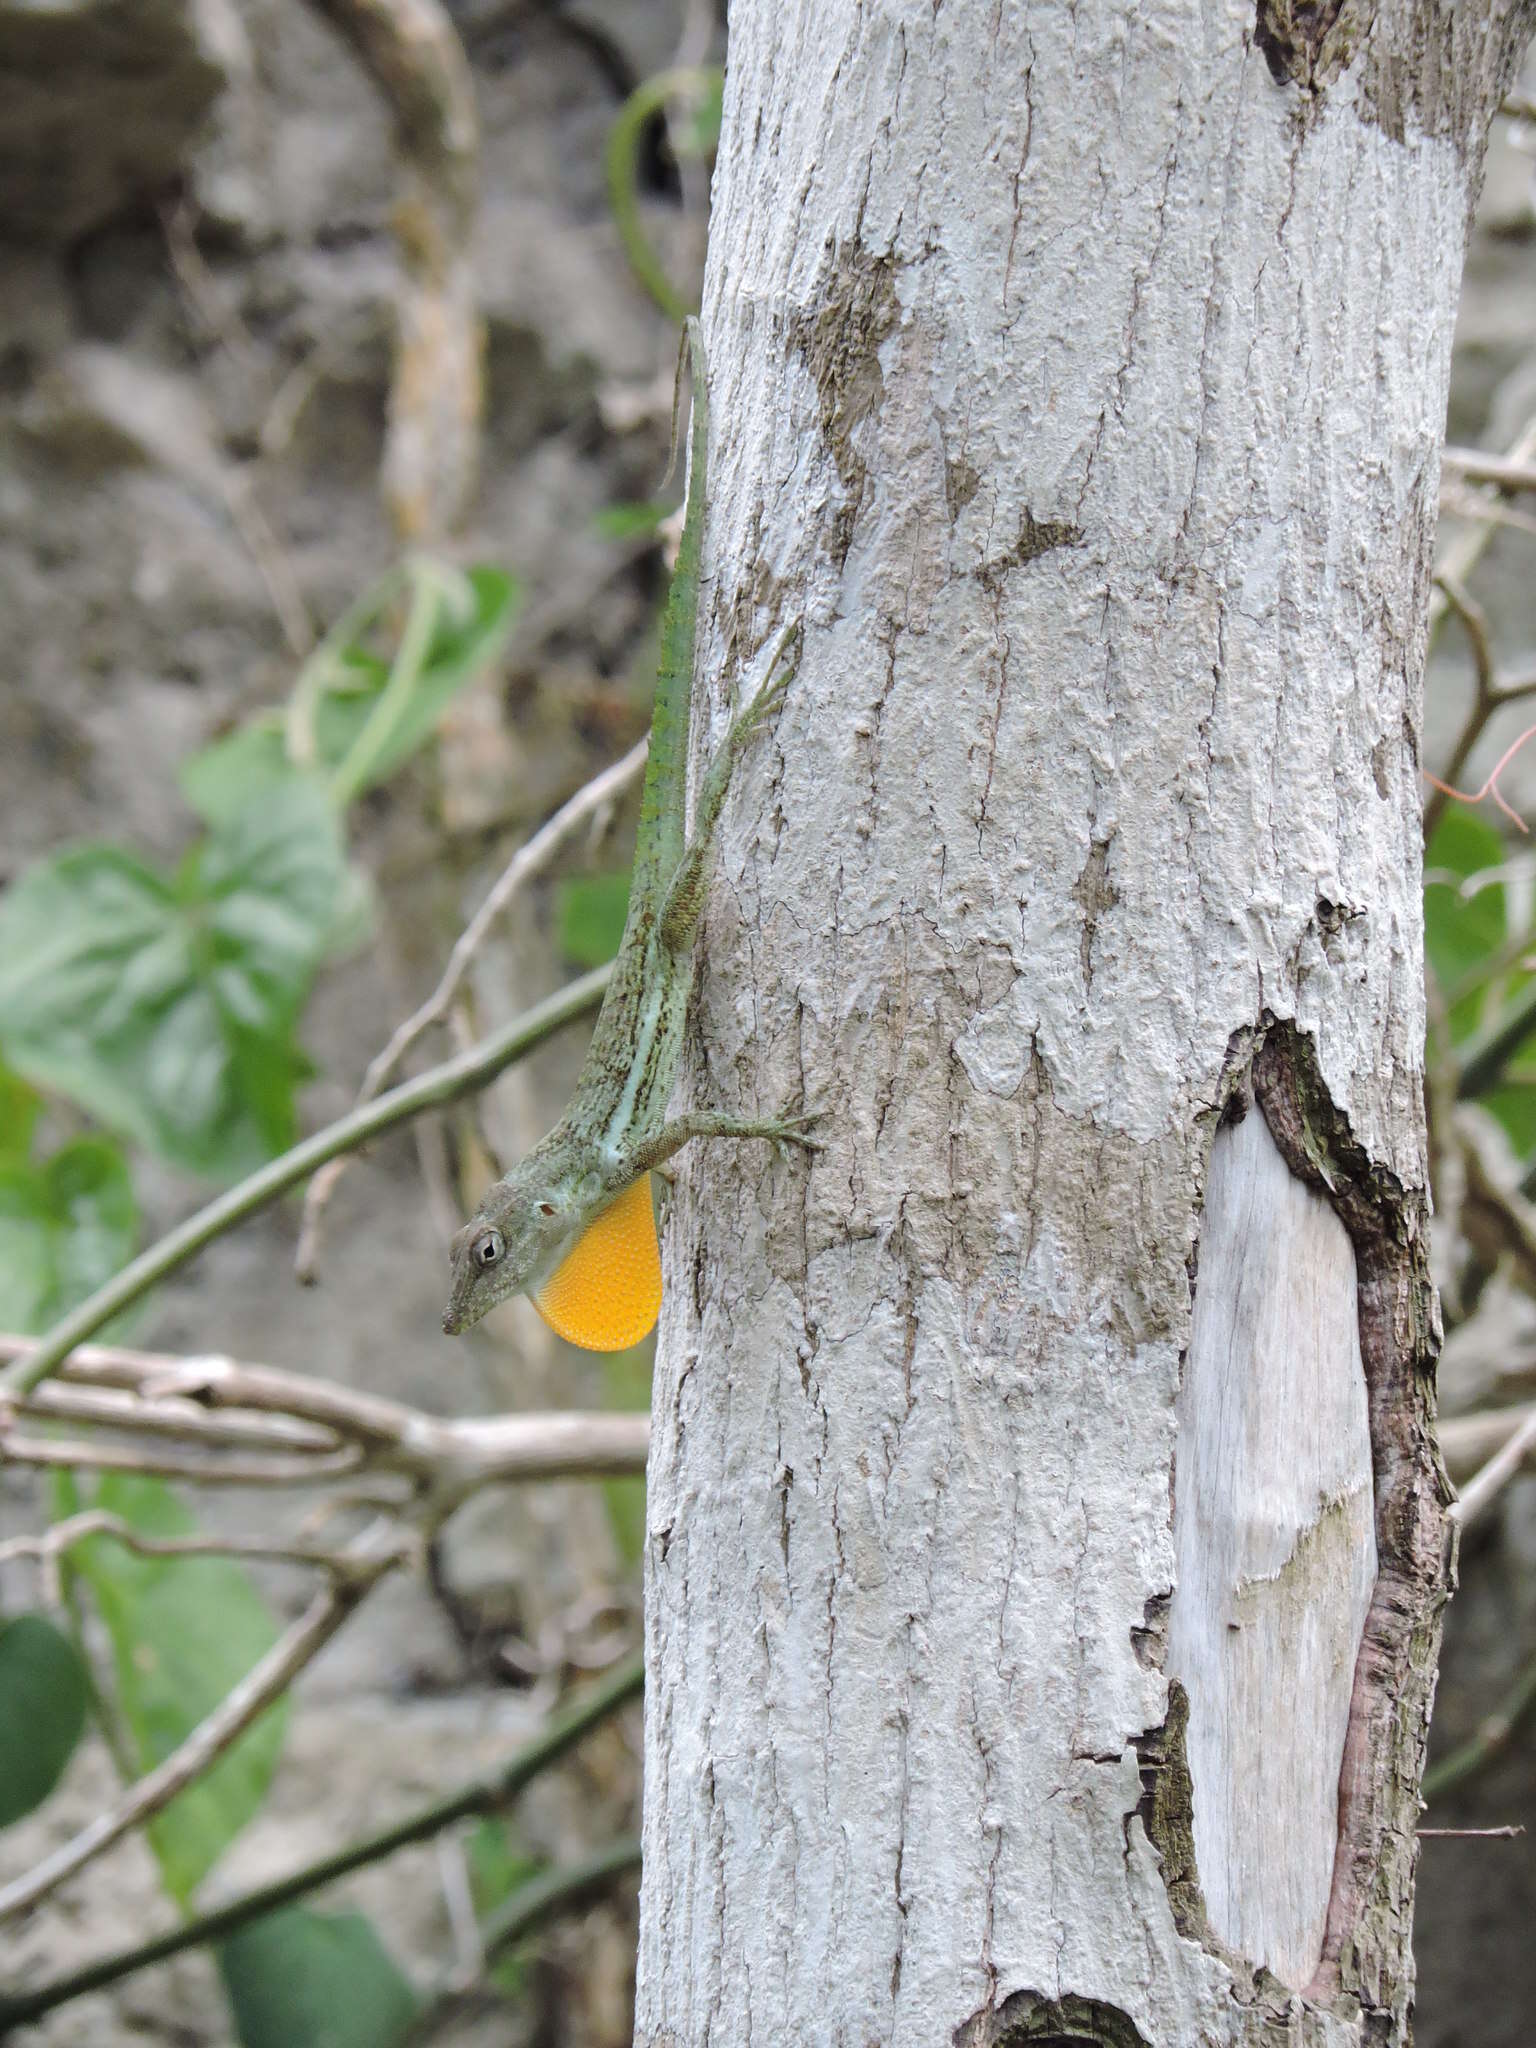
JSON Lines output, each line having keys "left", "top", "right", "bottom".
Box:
{"left": 0, "top": 1432, "right": 364, "bottom": 1487}
{"left": 9, "top": 1379, "right": 339, "bottom": 1454}
{"left": 0, "top": 1331, "right": 652, "bottom": 1495}
{"left": 0, "top": 1511, "right": 365, "bottom": 1577}
{"left": 1443, "top": 444, "right": 1536, "bottom": 494}
{"left": 303, "top": 0, "right": 481, "bottom": 542}
{"left": 1423, "top": 1645, "right": 1536, "bottom": 1801}
{"left": 1440, "top": 479, "right": 1536, "bottom": 539}
{"left": 1440, "top": 1403, "right": 1536, "bottom": 1483}
{"left": 1450, "top": 1405, "right": 1536, "bottom": 1529}
{"left": 1424, "top": 718, "right": 1536, "bottom": 836}
{"left": 406, "top": 1836, "right": 643, "bottom": 2041}
{"left": 1431, "top": 397, "right": 1536, "bottom": 641}
{"left": 296, "top": 735, "right": 648, "bottom": 1278}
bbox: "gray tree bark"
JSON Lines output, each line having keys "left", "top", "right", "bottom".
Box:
{"left": 636, "top": 5, "right": 1534, "bottom": 2044}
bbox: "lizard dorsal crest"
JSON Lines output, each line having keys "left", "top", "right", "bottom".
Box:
{"left": 533, "top": 1173, "right": 662, "bottom": 1352}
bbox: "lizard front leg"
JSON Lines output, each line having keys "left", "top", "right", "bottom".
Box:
{"left": 658, "top": 619, "right": 801, "bottom": 953}
{"left": 619, "top": 1108, "right": 821, "bottom": 1180}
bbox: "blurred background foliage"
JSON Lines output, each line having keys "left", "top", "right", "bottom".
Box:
{"left": 0, "top": 1, "right": 1533, "bottom": 2042}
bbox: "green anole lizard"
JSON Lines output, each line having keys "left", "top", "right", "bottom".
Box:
{"left": 442, "top": 318, "right": 815, "bottom": 1348}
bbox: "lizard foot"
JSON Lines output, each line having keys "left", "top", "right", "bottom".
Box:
{"left": 730, "top": 617, "right": 802, "bottom": 743}
{"left": 759, "top": 1110, "right": 824, "bottom": 1157}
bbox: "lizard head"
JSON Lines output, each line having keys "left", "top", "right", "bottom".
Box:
{"left": 441, "top": 1160, "right": 580, "bottom": 1335}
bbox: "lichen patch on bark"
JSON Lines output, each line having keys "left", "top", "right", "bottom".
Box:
{"left": 785, "top": 239, "right": 902, "bottom": 570}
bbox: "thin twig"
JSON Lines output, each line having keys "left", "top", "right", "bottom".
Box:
{"left": 3, "top": 963, "right": 610, "bottom": 1396}
{"left": 1440, "top": 1403, "right": 1536, "bottom": 1484}
{"left": 1450, "top": 1406, "right": 1536, "bottom": 1528}
{"left": 161, "top": 201, "right": 314, "bottom": 654}
{"left": 296, "top": 737, "right": 647, "bottom": 1278}
{"left": 9, "top": 1380, "right": 339, "bottom": 1453}
{"left": 1444, "top": 444, "right": 1536, "bottom": 493}
{"left": 261, "top": 315, "right": 375, "bottom": 458}
{"left": 437, "top": 1831, "right": 484, "bottom": 1987}
{"left": 0, "top": 1652, "right": 643, "bottom": 2031}
{"left": 1431, "top": 398, "right": 1536, "bottom": 643}
{"left": 0, "top": 1433, "right": 363, "bottom": 1487}
{"left": 1423, "top": 720, "right": 1536, "bottom": 835}
{"left": 1421, "top": 575, "right": 1536, "bottom": 839}
{"left": 1440, "top": 479, "right": 1536, "bottom": 540}
{"left": 405, "top": 1837, "right": 644, "bottom": 2042}
{"left": 0, "top": 1523, "right": 406, "bottom": 1923}
{"left": 1417, "top": 1825, "right": 1525, "bottom": 1839}
{"left": 0, "top": 1511, "right": 364, "bottom": 1576}
{"left": 1422, "top": 1645, "right": 1536, "bottom": 1801}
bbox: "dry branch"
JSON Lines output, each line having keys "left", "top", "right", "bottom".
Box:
{"left": 296, "top": 735, "right": 649, "bottom": 1277}
{"left": 303, "top": 0, "right": 481, "bottom": 540}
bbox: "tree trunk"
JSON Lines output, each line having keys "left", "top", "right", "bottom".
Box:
{"left": 637, "top": 6, "right": 1532, "bottom": 2044}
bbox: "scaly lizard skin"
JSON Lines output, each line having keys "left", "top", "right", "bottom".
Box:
{"left": 442, "top": 319, "right": 815, "bottom": 1348}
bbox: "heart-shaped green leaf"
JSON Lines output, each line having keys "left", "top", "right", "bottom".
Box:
{"left": 0, "top": 1614, "right": 89, "bottom": 1827}
{"left": 0, "top": 781, "right": 345, "bottom": 1178}
{"left": 0, "top": 1138, "right": 137, "bottom": 1333}
{"left": 219, "top": 1907, "right": 417, "bottom": 2048}
{"left": 67, "top": 1473, "right": 289, "bottom": 1902}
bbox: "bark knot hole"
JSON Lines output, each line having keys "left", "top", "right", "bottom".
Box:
{"left": 953, "top": 1990, "right": 1152, "bottom": 2048}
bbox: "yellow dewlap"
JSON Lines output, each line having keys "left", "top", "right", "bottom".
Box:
{"left": 532, "top": 1174, "right": 662, "bottom": 1352}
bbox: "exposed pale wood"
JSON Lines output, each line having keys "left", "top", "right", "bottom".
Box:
{"left": 1168, "top": 1108, "right": 1376, "bottom": 1989}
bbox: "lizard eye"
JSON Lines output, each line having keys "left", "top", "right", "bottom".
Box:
{"left": 472, "top": 1228, "right": 504, "bottom": 1269}
{"left": 537, "top": 1201, "right": 556, "bottom": 1217}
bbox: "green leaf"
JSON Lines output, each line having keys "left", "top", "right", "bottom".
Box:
{"left": 1482, "top": 1083, "right": 1536, "bottom": 1156}
{"left": 0, "top": 1138, "right": 137, "bottom": 1333}
{"left": 178, "top": 719, "right": 296, "bottom": 829}
{"left": 598, "top": 1336, "right": 652, "bottom": 1567}
{"left": 675, "top": 67, "right": 723, "bottom": 158}
{"left": 593, "top": 500, "right": 672, "bottom": 542}
{"left": 465, "top": 1818, "right": 543, "bottom": 1998}
{"left": 1425, "top": 805, "right": 1509, "bottom": 883}
{"left": 1425, "top": 809, "right": 1509, "bottom": 993}
{"left": 0, "top": 1614, "right": 89, "bottom": 1826}
{"left": 1423, "top": 808, "right": 1527, "bottom": 1046}
{"left": 556, "top": 872, "right": 632, "bottom": 969}
{"left": 0, "top": 1062, "right": 40, "bottom": 1161}
{"left": 69, "top": 1474, "right": 287, "bottom": 1902}
{"left": 0, "top": 781, "right": 346, "bottom": 1178}
{"left": 219, "top": 1907, "right": 417, "bottom": 2048}
{"left": 328, "top": 566, "right": 518, "bottom": 806}
{"left": 183, "top": 568, "right": 515, "bottom": 833}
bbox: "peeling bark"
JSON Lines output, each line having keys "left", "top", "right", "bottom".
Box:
{"left": 1167, "top": 1092, "right": 1378, "bottom": 1991}
{"left": 636, "top": 3, "right": 1530, "bottom": 2044}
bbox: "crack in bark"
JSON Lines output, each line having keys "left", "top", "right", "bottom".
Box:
{"left": 1072, "top": 834, "right": 1120, "bottom": 993}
